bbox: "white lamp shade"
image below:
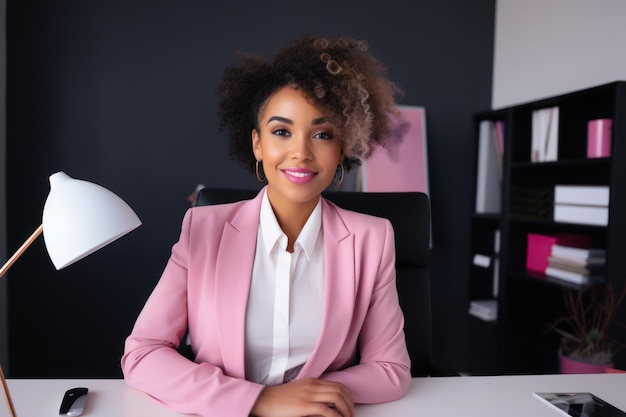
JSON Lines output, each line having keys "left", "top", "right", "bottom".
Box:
{"left": 42, "top": 171, "right": 142, "bottom": 270}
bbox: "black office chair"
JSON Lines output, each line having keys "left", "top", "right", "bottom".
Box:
{"left": 192, "top": 187, "right": 439, "bottom": 377}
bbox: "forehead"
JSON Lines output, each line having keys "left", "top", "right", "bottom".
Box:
{"left": 259, "top": 86, "right": 323, "bottom": 120}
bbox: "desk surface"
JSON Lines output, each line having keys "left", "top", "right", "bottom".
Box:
{"left": 4, "top": 373, "right": 626, "bottom": 416}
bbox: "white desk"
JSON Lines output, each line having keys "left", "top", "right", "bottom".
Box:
{"left": 357, "top": 373, "right": 626, "bottom": 417}
{"left": 4, "top": 373, "right": 626, "bottom": 416}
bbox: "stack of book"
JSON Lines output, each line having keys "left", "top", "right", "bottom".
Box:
{"left": 545, "top": 244, "right": 606, "bottom": 285}
{"left": 553, "top": 185, "right": 610, "bottom": 226}
{"left": 469, "top": 299, "right": 497, "bottom": 322}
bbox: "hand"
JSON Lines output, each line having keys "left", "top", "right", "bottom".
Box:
{"left": 250, "top": 377, "right": 354, "bottom": 417}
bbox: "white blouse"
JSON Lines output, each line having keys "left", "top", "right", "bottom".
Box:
{"left": 244, "top": 191, "right": 325, "bottom": 385}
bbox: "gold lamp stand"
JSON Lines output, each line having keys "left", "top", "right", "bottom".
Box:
{"left": 0, "top": 225, "right": 43, "bottom": 417}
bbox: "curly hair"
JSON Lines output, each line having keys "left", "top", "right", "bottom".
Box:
{"left": 217, "top": 34, "right": 403, "bottom": 172}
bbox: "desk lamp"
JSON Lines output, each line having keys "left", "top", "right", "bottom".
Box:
{"left": 0, "top": 171, "right": 142, "bottom": 417}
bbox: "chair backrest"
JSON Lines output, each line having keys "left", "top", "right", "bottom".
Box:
{"left": 194, "top": 188, "right": 434, "bottom": 377}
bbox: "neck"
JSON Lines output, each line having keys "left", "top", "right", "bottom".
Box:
{"left": 266, "top": 191, "right": 319, "bottom": 252}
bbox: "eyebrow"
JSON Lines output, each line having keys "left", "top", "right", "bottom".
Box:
{"left": 266, "top": 116, "right": 328, "bottom": 126}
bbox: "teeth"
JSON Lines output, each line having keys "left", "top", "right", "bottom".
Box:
{"left": 286, "top": 171, "right": 313, "bottom": 178}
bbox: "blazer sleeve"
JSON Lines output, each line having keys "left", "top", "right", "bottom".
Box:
{"left": 121, "top": 209, "right": 264, "bottom": 417}
{"left": 320, "top": 219, "right": 412, "bottom": 403}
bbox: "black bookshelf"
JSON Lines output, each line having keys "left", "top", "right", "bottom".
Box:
{"left": 466, "top": 81, "right": 626, "bottom": 374}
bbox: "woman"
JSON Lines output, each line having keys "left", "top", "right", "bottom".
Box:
{"left": 122, "top": 34, "right": 411, "bottom": 417}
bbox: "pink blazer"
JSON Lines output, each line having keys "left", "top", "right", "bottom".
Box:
{"left": 121, "top": 188, "right": 411, "bottom": 417}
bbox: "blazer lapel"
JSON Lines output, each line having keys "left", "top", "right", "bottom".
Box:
{"left": 214, "top": 190, "right": 264, "bottom": 379}
{"left": 300, "top": 198, "right": 356, "bottom": 377}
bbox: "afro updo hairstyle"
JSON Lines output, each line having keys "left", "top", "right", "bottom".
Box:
{"left": 217, "top": 34, "right": 403, "bottom": 173}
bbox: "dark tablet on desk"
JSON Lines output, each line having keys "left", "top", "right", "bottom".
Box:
{"left": 533, "top": 392, "right": 626, "bottom": 417}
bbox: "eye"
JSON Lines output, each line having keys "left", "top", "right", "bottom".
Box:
{"left": 314, "top": 131, "right": 333, "bottom": 140}
{"left": 272, "top": 128, "right": 290, "bottom": 137}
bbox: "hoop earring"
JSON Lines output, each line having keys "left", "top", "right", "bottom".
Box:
{"left": 333, "top": 164, "right": 345, "bottom": 186}
{"left": 255, "top": 160, "right": 266, "bottom": 182}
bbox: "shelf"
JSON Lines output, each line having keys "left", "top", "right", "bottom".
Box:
{"left": 510, "top": 160, "right": 611, "bottom": 187}
{"left": 511, "top": 158, "right": 610, "bottom": 169}
{"left": 508, "top": 270, "right": 601, "bottom": 291}
{"left": 508, "top": 215, "right": 608, "bottom": 229}
{"left": 466, "top": 81, "right": 626, "bottom": 374}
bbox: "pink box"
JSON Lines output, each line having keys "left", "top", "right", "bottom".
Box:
{"left": 527, "top": 234, "right": 557, "bottom": 274}
{"left": 587, "top": 118, "right": 612, "bottom": 158}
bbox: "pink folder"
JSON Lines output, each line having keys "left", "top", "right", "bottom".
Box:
{"left": 587, "top": 118, "right": 612, "bottom": 158}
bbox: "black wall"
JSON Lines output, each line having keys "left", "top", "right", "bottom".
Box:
{"left": 5, "top": 1, "right": 495, "bottom": 377}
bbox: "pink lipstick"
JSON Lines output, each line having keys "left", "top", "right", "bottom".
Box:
{"left": 282, "top": 168, "right": 317, "bottom": 184}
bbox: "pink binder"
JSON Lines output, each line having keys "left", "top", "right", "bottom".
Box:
{"left": 587, "top": 118, "right": 612, "bottom": 158}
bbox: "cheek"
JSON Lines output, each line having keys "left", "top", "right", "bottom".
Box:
{"left": 329, "top": 143, "right": 344, "bottom": 164}
{"left": 259, "top": 142, "right": 286, "bottom": 163}
{"left": 318, "top": 146, "right": 343, "bottom": 171}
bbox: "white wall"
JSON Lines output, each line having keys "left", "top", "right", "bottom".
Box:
{"left": 493, "top": 0, "right": 626, "bottom": 109}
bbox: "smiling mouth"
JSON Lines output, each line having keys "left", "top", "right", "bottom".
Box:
{"left": 284, "top": 170, "right": 315, "bottom": 178}
{"left": 282, "top": 169, "right": 317, "bottom": 184}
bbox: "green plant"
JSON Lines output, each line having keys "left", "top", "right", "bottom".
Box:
{"left": 547, "top": 281, "right": 626, "bottom": 364}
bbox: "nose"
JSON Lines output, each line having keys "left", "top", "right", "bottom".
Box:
{"left": 291, "top": 135, "right": 313, "bottom": 161}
